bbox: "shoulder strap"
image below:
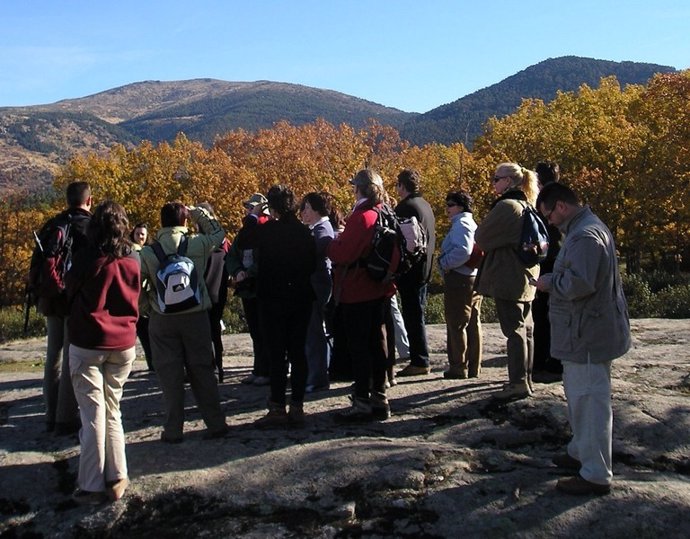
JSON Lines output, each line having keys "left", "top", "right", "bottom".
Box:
{"left": 151, "top": 241, "right": 167, "bottom": 264}
{"left": 177, "top": 236, "right": 189, "bottom": 256}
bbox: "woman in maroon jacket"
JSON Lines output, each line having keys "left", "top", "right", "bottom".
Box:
{"left": 66, "top": 201, "right": 140, "bottom": 505}
{"left": 327, "top": 169, "right": 395, "bottom": 422}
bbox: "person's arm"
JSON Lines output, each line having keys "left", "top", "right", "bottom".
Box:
{"left": 189, "top": 206, "right": 225, "bottom": 248}
{"left": 545, "top": 235, "right": 603, "bottom": 301}
{"left": 439, "top": 220, "right": 473, "bottom": 272}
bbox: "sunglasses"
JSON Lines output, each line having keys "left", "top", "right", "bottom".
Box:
{"left": 446, "top": 202, "right": 458, "bottom": 207}
{"left": 492, "top": 176, "right": 509, "bottom": 183}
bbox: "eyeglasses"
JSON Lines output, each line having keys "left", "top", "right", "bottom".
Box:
{"left": 492, "top": 176, "right": 509, "bottom": 184}
{"left": 446, "top": 202, "right": 458, "bottom": 208}
{"left": 542, "top": 205, "right": 556, "bottom": 220}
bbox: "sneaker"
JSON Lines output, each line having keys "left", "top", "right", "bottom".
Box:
{"left": 240, "top": 373, "right": 256, "bottom": 385}
{"left": 397, "top": 364, "right": 431, "bottom": 377}
{"left": 334, "top": 398, "right": 373, "bottom": 424}
{"left": 556, "top": 476, "right": 611, "bottom": 495}
{"left": 252, "top": 376, "right": 270, "bottom": 386}
{"left": 254, "top": 402, "right": 288, "bottom": 428}
{"left": 72, "top": 489, "right": 106, "bottom": 505}
{"left": 106, "top": 478, "right": 129, "bottom": 502}
{"left": 552, "top": 453, "right": 582, "bottom": 470}
{"left": 288, "top": 402, "right": 305, "bottom": 427}
{"left": 443, "top": 369, "right": 468, "bottom": 380}
{"left": 492, "top": 381, "right": 532, "bottom": 401}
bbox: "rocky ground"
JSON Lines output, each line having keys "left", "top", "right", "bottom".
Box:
{"left": 1, "top": 320, "right": 689, "bottom": 538}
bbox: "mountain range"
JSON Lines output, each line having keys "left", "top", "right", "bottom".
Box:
{"left": 0, "top": 56, "right": 676, "bottom": 195}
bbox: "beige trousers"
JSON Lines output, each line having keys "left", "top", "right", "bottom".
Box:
{"left": 70, "top": 344, "right": 135, "bottom": 492}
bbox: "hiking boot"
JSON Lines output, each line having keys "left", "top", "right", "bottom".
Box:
{"left": 288, "top": 402, "right": 305, "bottom": 428}
{"left": 371, "top": 392, "right": 391, "bottom": 421}
{"left": 252, "top": 376, "right": 270, "bottom": 386}
{"left": 254, "top": 401, "right": 288, "bottom": 428}
{"left": 556, "top": 476, "right": 611, "bottom": 495}
{"left": 492, "top": 381, "right": 532, "bottom": 401}
{"left": 106, "top": 478, "right": 129, "bottom": 502}
{"left": 443, "top": 369, "right": 468, "bottom": 380}
{"left": 397, "top": 364, "right": 431, "bottom": 377}
{"left": 334, "top": 397, "right": 373, "bottom": 424}
{"left": 552, "top": 453, "right": 582, "bottom": 470}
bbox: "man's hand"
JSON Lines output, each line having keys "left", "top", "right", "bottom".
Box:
{"left": 535, "top": 274, "right": 552, "bottom": 292}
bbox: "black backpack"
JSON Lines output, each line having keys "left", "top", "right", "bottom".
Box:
{"left": 362, "top": 205, "right": 426, "bottom": 282}
{"left": 27, "top": 214, "right": 74, "bottom": 306}
{"left": 517, "top": 202, "right": 550, "bottom": 267}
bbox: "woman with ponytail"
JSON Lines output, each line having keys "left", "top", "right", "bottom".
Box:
{"left": 474, "top": 163, "right": 540, "bottom": 400}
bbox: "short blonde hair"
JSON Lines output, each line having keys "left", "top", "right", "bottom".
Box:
{"left": 495, "top": 162, "right": 538, "bottom": 205}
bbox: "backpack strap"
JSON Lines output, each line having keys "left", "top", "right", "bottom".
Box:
{"left": 151, "top": 241, "right": 167, "bottom": 264}
{"left": 177, "top": 236, "right": 189, "bottom": 256}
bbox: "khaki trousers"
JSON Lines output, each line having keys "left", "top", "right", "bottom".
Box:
{"left": 70, "top": 344, "right": 135, "bottom": 492}
{"left": 443, "top": 272, "right": 483, "bottom": 377}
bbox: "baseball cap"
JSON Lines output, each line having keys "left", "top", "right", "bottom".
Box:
{"left": 243, "top": 193, "right": 267, "bottom": 209}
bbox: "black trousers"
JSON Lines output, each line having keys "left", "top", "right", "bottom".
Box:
{"left": 258, "top": 299, "right": 311, "bottom": 406}
{"left": 340, "top": 298, "right": 388, "bottom": 400}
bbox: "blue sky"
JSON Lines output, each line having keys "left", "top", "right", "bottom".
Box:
{"left": 1, "top": 0, "right": 688, "bottom": 113}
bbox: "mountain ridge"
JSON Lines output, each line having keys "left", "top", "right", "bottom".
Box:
{"left": 0, "top": 56, "right": 677, "bottom": 195}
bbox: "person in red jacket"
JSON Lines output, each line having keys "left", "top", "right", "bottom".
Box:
{"left": 327, "top": 168, "right": 395, "bottom": 422}
{"left": 65, "top": 201, "right": 140, "bottom": 505}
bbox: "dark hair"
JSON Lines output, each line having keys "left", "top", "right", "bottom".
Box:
{"left": 129, "top": 223, "right": 148, "bottom": 242}
{"left": 88, "top": 201, "right": 132, "bottom": 258}
{"left": 397, "top": 169, "right": 421, "bottom": 194}
{"left": 301, "top": 191, "right": 344, "bottom": 230}
{"left": 536, "top": 182, "right": 579, "bottom": 210}
{"left": 446, "top": 190, "right": 473, "bottom": 213}
{"left": 266, "top": 185, "right": 296, "bottom": 217}
{"left": 66, "top": 181, "right": 91, "bottom": 208}
{"left": 160, "top": 202, "right": 189, "bottom": 227}
{"left": 535, "top": 161, "right": 560, "bottom": 185}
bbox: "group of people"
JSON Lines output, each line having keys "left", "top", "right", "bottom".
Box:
{"left": 31, "top": 160, "right": 631, "bottom": 504}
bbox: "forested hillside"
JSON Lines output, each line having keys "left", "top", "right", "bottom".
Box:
{"left": 401, "top": 56, "right": 676, "bottom": 146}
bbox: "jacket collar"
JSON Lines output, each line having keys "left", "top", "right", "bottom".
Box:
{"left": 491, "top": 188, "right": 527, "bottom": 209}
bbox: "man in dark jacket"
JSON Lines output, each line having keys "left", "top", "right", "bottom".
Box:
{"left": 30, "top": 181, "right": 92, "bottom": 434}
{"left": 236, "top": 185, "right": 316, "bottom": 428}
{"left": 394, "top": 169, "right": 436, "bottom": 377}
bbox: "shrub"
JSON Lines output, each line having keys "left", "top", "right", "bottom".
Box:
{"left": 622, "top": 273, "right": 657, "bottom": 318}
{"left": 222, "top": 295, "right": 248, "bottom": 333}
{"left": 653, "top": 285, "right": 690, "bottom": 318}
{"left": 480, "top": 297, "right": 498, "bottom": 323}
{"left": 425, "top": 293, "right": 445, "bottom": 324}
{"left": 639, "top": 270, "right": 690, "bottom": 293}
{"left": 0, "top": 306, "right": 46, "bottom": 343}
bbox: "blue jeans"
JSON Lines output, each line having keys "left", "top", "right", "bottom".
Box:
{"left": 397, "top": 281, "right": 430, "bottom": 367}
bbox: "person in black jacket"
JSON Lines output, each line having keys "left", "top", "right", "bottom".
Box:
{"left": 532, "top": 161, "right": 564, "bottom": 382}
{"left": 30, "top": 181, "right": 92, "bottom": 434}
{"left": 236, "top": 185, "right": 316, "bottom": 428}
{"left": 394, "top": 169, "right": 437, "bottom": 377}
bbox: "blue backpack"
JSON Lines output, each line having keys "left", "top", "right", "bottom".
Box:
{"left": 517, "top": 203, "right": 550, "bottom": 267}
{"left": 151, "top": 238, "right": 201, "bottom": 313}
